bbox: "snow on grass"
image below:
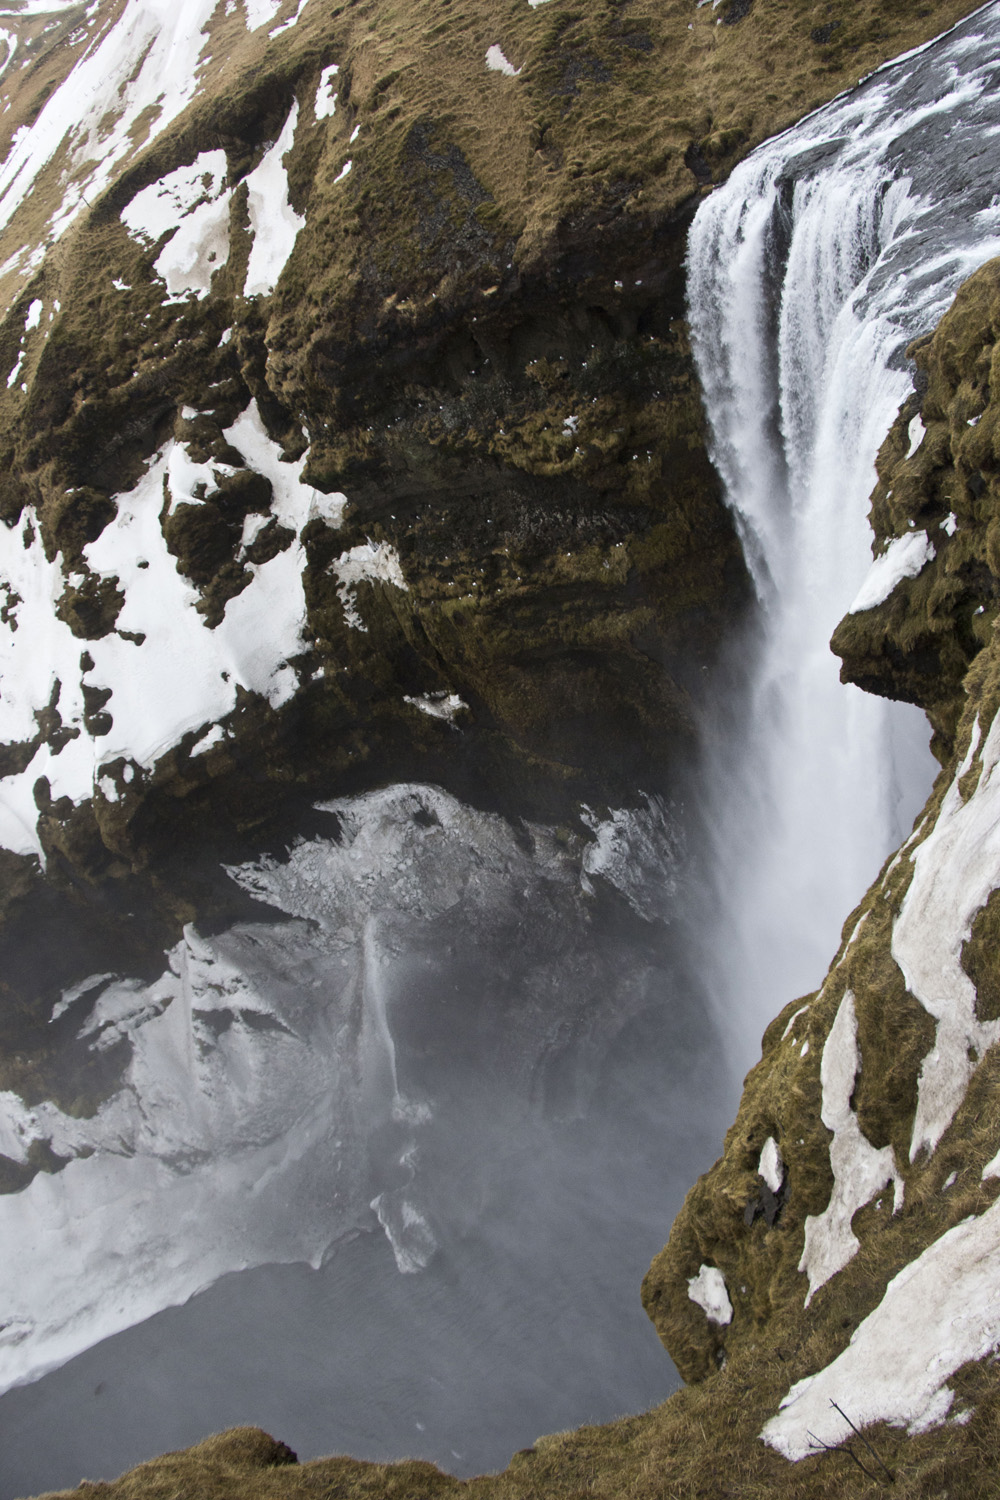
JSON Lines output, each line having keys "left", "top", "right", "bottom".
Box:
{"left": 485, "top": 44, "right": 520, "bottom": 75}
{"left": 333, "top": 159, "right": 352, "bottom": 183}
{"left": 847, "top": 530, "right": 935, "bottom": 613}
{"left": 332, "top": 539, "right": 407, "bottom": 631}
{"left": 314, "top": 62, "right": 339, "bottom": 119}
{"left": 687, "top": 1264, "right": 733, "bottom": 1325}
{"left": 224, "top": 401, "right": 345, "bottom": 530}
{"left": 269, "top": 0, "right": 307, "bottom": 36}
{"left": 190, "top": 723, "right": 226, "bottom": 756}
{"left": 243, "top": 0, "right": 282, "bottom": 29}
{"left": 402, "top": 692, "right": 466, "bottom": 721}
{"left": 0, "top": 402, "right": 345, "bottom": 858}
{"left": 0, "top": 0, "right": 220, "bottom": 255}
{"left": 893, "top": 710, "right": 1000, "bottom": 1159}
{"left": 121, "top": 151, "right": 231, "bottom": 300}
{"left": 763, "top": 1193, "right": 1000, "bottom": 1459}
{"left": 243, "top": 101, "right": 304, "bottom": 297}
{"left": 798, "top": 991, "right": 904, "bottom": 1304}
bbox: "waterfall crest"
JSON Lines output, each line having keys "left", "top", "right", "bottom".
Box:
{"left": 688, "top": 0, "right": 1000, "bottom": 1057}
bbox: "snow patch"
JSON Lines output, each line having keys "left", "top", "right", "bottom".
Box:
{"left": 243, "top": 103, "right": 305, "bottom": 297}
{"left": 244, "top": 0, "right": 281, "bottom": 28}
{"left": 848, "top": 531, "right": 935, "bottom": 613}
{"left": 190, "top": 724, "right": 226, "bottom": 757}
{"left": 764, "top": 1194, "right": 1000, "bottom": 1459}
{"left": 485, "top": 44, "right": 520, "bottom": 76}
{"left": 121, "top": 152, "right": 231, "bottom": 301}
{"left": 332, "top": 541, "right": 407, "bottom": 631}
{"left": 759, "top": 1136, "right": 784, "bottom": 1194}
{"left": 798, "top": 991, "right": 904, "bottom": 1304}
{"left": 0, "top": 0, "right": 221, "bottom": 260}
{"left": 314, "top": 62, "right": 339, "bottom": 119}
{"left": 906, "top": 413, "right": 926, "bottom": 458}
{"left": 0, "top": 401, "right": 344, "bottom": 856}
{"left": 894, "top": 710, "right": 1000, "bottom": 1158}
{"left": 687, "top": 1264, "right": 733, "bottom": 1325}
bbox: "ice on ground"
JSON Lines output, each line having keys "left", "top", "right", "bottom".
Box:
{"left": 893, "top": 710, "right": 1000, "bottom": 1158}
{"left": 0, "top": 924, "right": 360, "bottom": 1394}
{"left": 121, "top": 152, "right": 232, "bottom": 300}
{"left": 847, "top": 530, "right": 935, "bottom": 613}
{"left": 485, "top": 44, "right": 520, "bottom": 76}
{"left": 687, "top": 1264, "right": 733, "bottom": 1325}
{"left": 243, "top": 103, "right": 305, "bottom": 297}
{"left": 0, "top": 779, "right": 682, "bottom": 1389}
{"left": 763, "top": 1193, "right": 1000, "bottom": 1459}
{"left": 579, "top": 799, "right": 681, "bottom": 923}
{"left": 314, "top": 62, "right": 339, "bottom": 119}
{"left": 798, "top": 991, "right": 903, "bottom": 1304}
{"left": 332, "top": 540, "right": 407, "bottom": 631}
{"left": 759, "top": 1136, "right": 784, "bottom": 1194}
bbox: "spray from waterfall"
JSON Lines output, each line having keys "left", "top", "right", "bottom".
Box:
{"left": 688, "top": 0, "right": 1000, "bottom": 1064}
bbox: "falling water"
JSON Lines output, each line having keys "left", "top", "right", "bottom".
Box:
{"left": 689, "top": 0, "right": 1000, "bottom": 1056}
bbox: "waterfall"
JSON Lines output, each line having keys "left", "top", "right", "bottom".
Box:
{"left": 689, "top": 0, "right": 1000, "bottom": 1059}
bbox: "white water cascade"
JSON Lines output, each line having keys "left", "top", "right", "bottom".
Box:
{"left": 689, "top": 0, "right": 1000, "bottom": 1059}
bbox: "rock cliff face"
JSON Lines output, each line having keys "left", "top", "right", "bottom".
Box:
{"left": 5, "top": 0, "right": 1000, "bottom": 1496}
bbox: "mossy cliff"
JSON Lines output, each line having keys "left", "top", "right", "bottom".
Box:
{"left": 0, "top": 0, "right": 980, "bottom": 1125}
{"left": 7, "top": 1, "right": 1000, "bottom": 1498}
{"left": 29, "top": 252, "right": 1000, "bottom": 1500}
